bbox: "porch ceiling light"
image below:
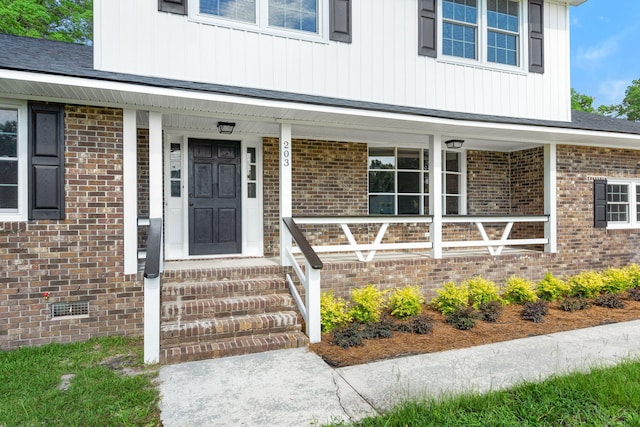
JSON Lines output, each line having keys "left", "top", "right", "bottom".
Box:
{"left": 217, "top": 121, "right": 236, "bottom": 134}
{"left": 445, "top": 139, "right": 464, "bottom": 149}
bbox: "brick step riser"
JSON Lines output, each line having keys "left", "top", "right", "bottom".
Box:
{"left": 161, "top": 266, "right": 288, "bottom": 283}
{"left": 161, "top": 279, "right": 289, "bottom": 302}
{"left": 161, "top": 295, "right": 296, "bottom": 322}
{"left": 160, "top": 311, "right": 300, "bottom": 338}
{"left": 160, "top": 333, "right": 309, "bottom": 364}
{"left": 160, "top": 313, "right": 302, "bottom": 343}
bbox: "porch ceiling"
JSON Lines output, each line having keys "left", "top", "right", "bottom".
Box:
{"left": 2, "top": 70, "right": 640, "bottom": 152}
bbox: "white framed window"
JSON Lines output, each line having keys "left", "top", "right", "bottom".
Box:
{"left": 0, "top": 101, "right": 27, "bottom": 221}
{"left": 368, "top": 147, "right": 466, "bottom": 216}
{"left": 440, "top": 0, "right": 522, "bottom": 68}
{"left": 443, "top": 150, "right": 466, "bottom": 215}
{"left": 607, "top": 181, "right": 640, "bottom": 228}
{"left": 193, "top": 0, "right": 324, "bottom": 40}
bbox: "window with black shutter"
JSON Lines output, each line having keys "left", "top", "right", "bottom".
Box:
{"left": 418, "top": 0, "right": 437, "bottom": 57}
{"left": 330, "top": 0, "right": 352, "bottom": 43}
{"left": 158, "top": 0, "right": 187, "bottom": 15}
{"left": 593, "top": 179, "right": 608, "bottom": 228}
{"left": 28, "top": 103, "right": 65, "bottom": 220}
{"left": 528, "top": 0, "right": 544, "bottom": 73}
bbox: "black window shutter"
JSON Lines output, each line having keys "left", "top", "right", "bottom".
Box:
{"left": 418, "top": 0, "right": 437, "bottom": 57}
{"left": 28, "top": 103, "right": 65, "bottom": 220}
{"left": 528, "top": 0, "right": 544, "bottom": 73}
{"left": 330, "top": 0, "right": 352, "bottom": 43}
{"left": 593, "top": 179, "right": 608, "bottom": 228}
{"left": 158, "top": 0, "right": 187, "bottom": 15}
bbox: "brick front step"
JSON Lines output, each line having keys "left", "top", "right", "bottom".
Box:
{"left": 161, "top": 294, "right": 296, "bottom": 322}
{"left": 162, "top": 277, "right": 288, "bottom": 302}
{"left": 159, "top": 270, "right": 308, "bottom": 364}
{"left": 160, "top": 311, "right": 302, "bottom": 345}
{"left": 160, "top": 332, "right": 309, "bottom": 364}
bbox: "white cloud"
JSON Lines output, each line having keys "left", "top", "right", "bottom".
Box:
{"left": 597, "top": 80, "right": 628, "bottom": 105}
{"left": 577, "top": 35, "right": 621, "bottom": 63}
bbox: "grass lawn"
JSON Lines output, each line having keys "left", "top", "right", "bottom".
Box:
{"left": 328, "top": 358, "right": 640, "bottom": 427}
{"left": 0, "top": 336, "right": 161, "bottom": 426}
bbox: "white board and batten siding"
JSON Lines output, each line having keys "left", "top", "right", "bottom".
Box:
{"left": 94, "top": 0, "right": 572, "bottom": 122}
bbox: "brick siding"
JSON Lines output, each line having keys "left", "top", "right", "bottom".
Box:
{"left": 0, "top": 105, "right": 143, "bottom": 350}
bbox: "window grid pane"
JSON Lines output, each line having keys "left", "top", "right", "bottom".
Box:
{"left": 442, "top": 0, "right": 477, "bottom": 60}
{"left": 200, "top": 0, "right": 257, "bottom": 23}
{"left": 368, "top": 148, "right": 431, "bottom": 215}
{"left": 487, "top": 0, "right": 519, "bottom": 65}
{"left": 0, "top": 108, "right": 18, "bottom": 210}
{"left": 607, "top": 184, "right": 629, "bottom": 222}
{"left": 269, "top": 0, "right": 317, "bottom": 33}
{"left": 637, "top": 185, "right": 640, "bottom": 222}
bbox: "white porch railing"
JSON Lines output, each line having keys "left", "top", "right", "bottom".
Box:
{"left": 289, "top": 215, "right": 549, "bottom": 261}
{"left": 292, "top": 216, "right": 434, "bottom": 262}
{"left": 442, "top": 215, "right": 549, "bottom": 256}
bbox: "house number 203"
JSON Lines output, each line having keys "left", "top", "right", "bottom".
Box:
{"left": 282, "top": 140, "right": 291, "bottom": 167}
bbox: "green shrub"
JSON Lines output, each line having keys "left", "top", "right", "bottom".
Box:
{"left": 445, "top": 307, "right": 479, "bottom": 330}
{"left": 502, "top": 276, "right": 538, "bottom": 304}
{"left": 624, "top": 264, "right": 640, "bottom": 288}
{"left": 521, "top": 300, "right": 549, "bottom": 323}
{"left": 464, "top": 276, "right": 501, "bottom": 308}
{"left": 478, "top": 300, "right": 503, "bottom": 322}
{"left": 320, "top": 291, "right": 351, "bottom": 334}
{"left": 388, "top": 286, "right": 424, "bottom": 319}
{"left": 431, "top": 282, "right": 470, "bottom": 315}
{"left": 602, "top": 267, "right": 635, "bottom": 294}
{"left": 568, "top": 271, "right": 605, "bottom": 298}
{"left": 349, "top": 285, "right": 388, "bottom": 324}
{"left": 560, "top": 297, "right": 591, "bottom": 312}
{"left": 536, "top": 272, "right": 570, "bottom": 301}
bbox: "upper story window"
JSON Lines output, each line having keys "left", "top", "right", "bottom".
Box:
{"left": 197, "top": 0, "right": 320, "bottom": 37}
{"left": 440, "top": 0, "right": 521, "bottom": 67}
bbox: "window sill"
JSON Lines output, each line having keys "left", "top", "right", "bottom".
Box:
{"left": 189, "top": 14, "right": 329, "bottom": 45}
{"left": 435, "top": 56, "right": 528, "bottom": 76}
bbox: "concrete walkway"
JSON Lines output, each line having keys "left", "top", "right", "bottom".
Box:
{"left": 158, "top": 320, "right": 640, "bottom": 426}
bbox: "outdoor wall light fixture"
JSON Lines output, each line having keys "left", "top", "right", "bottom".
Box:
{"left": 445, "top": 139, "right": 464, "bottom": 149}
{"left": 217, "top": 122, "right": 236, "bottom": 134}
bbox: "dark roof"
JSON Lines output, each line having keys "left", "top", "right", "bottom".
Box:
{"left": 2, "top": 33, "right": 640, "bottom": 136}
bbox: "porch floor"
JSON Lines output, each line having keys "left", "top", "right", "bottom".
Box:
{"left": 162, "top": 247, "right": 540, "bottom": 270}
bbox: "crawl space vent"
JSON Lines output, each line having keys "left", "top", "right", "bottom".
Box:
{"left": 51, "top": 301, "right": 89, "bottom": 318}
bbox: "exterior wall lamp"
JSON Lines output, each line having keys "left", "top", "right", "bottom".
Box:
{"left": 445, "top": 139, "right": 464, "bottom": 149}
{"left": 217, "top": 122, "right": 236, "bottom": 134}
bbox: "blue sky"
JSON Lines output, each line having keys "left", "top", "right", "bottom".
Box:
{"left": 570, "top": 1, "right": 640, "bottom": 107}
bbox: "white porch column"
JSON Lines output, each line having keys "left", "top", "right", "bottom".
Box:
{"left": 123, "top": 109, "right": 138, "bottom": 275}
{"left": 144, "top": 111, "right": 163, "bottom": 364}
{"left": 430, "top": 134, "right": 443, "bottom": 259}
{"left": 279, "top": 123, "right": 293, "bottom": 266}
{"left": 544, "top": 143, "right": 557, "bottom": 253}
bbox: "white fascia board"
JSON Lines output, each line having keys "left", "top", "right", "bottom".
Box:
{"left": 2, "top": 69, "right": 640, "bottom": 148}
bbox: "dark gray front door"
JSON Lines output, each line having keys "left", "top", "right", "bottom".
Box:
{"left": 188, "top": 139, "right": 241, "bottom": 255}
